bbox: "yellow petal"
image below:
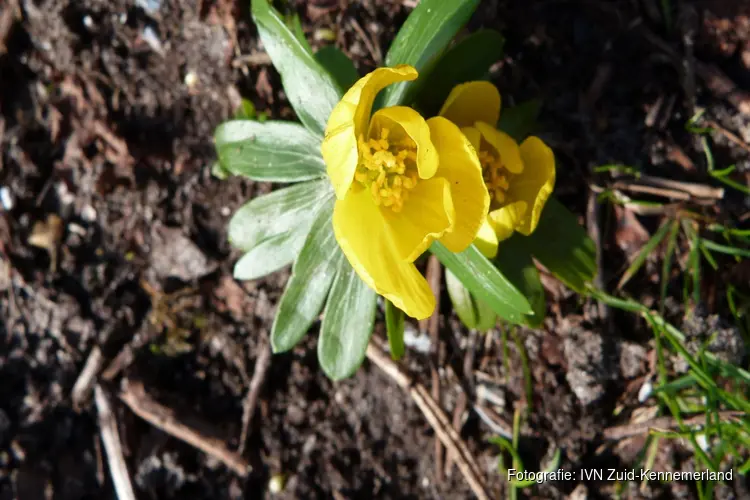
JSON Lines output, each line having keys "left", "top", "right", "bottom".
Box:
{"left": 511, "top": 136, "right": 556, "bottom": 235}
{"left": 475, "top": 122, "right": 524, "bottom": 174}
{"left": 384, "top": 177, "right": 454, "bottom": 262}
{"left": 488, "top": 201, "right": 527, "bottom": 243}
{"left": 461, "top": 126, "right": 482, "bottom": 151}
{"left": 475, "top": 218, "right": 499, "bottom": 258}
{"left": 426, "top": 116, "right": 489, "bottom": 253}
{"left": 439, "top": 81, "right": 501, "bottom": 128}
{"left": 332, "top": 189, "right": 436, "bottom": 319}
{"left": 370, "top": 106, "right": 438, "bottom": 179}
{"left": 322, "top": 65, "right": 418, "bottom": 199}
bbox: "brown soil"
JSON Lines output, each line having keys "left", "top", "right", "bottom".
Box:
{"left": 1, "top": 0, "right": 748, "bottom": 499}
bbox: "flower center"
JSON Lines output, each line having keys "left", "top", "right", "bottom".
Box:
{"left": 479, "top": 149, "right": 510, "bottom": 208}
{"left": 354, "top": 128, "right": 419, "bottom": 213}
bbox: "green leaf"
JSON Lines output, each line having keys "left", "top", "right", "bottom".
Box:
{"left": 215, "top": 120, "right": 326, "bottom": 182}
{"left": 286, "top": 12, "right": 313, "bottom": 54}
{"left": 228, "top": 179, "right": 331, "bottom": 252}
{"left": 251, "top": 0, "right": 341, "bottom": 135}
{"left": 235, "top": 98, "right": 257, "bottom": 120}
{"left": 494, "top": 234, "right": 546, "bottom": 327}
{"left": 431, "top": 241, "right": 532, "bottom": 325}
{"left": 211, "top": 161, "right": 229, "bottom": 180}
{"left": 701, "top": 238, "right": 750, "bottom": 259}
{"left": 445, "top": 269, "right": 497, "bottom": 332}
{"left": 381, "top": 0, "right": 481, "bottom": 107}
{"left": 315, "top": 46, "right": 360, "bottom": 93}
{"left": 385, "top": 300, "right": 406, "bottom": 360}
{"left": 318, "top": 262, "right": 377, "bottom": 380}
{"left": 271, "top": 201, "right": 342, "bottom": 353}
{"left": 415, "top": 29, "right": 505, "bottom": 115}
{"left": 523, "top": 197, "right": 597, "bottom": 292}
{"left": 497, "top": 99, "right": 542, "bottom": 142}
{"left": 234, "top": 231, "right": 304, "bottom": 280}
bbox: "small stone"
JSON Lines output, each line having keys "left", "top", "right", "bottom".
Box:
{"left": 184, "top": 71, "right": 198, "bottom": 89}
{"left": 562, "top": 322, "right": 617, "bottom": 406}
{"left": 80, "top": 204, "right": 97, "bottom": 222}
{"left": 0, "top": 186, "right": 13, "bottom": 210}
{"left": 637, "top": 378, "right": 653, "bottom": 403}
{"left": 268, "top": 474, "right": 285, "bottom": 494}
{"left": 150, "top": 224, "right": 214, "bottom": 281}
{"left": 141, "top": 26, "right": 164, "bottom": 56}
{"left": 619, "top": 341, "right": 647, "bottom": 378}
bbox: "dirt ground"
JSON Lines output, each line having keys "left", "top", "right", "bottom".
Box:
{"left": 1, "top": 0, "right": 749, "bottom": 498}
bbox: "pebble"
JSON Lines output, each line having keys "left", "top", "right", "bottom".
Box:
{"left": 0, "top": 186, "right": 13, "bottom": 210}
{"left": 80, "top": 204, "right": 97, "bottom": 222}
{"left": 268, "top": 474, "right": 285, "bottom": 494}
{"left": 637, "top": 378, "right": 653, "bottom": 403}
{"left": 184, "top": 70, "right": 198, "bottom": 89}
{"left": 141, "top": 26, "right": 164, "bottom": 55}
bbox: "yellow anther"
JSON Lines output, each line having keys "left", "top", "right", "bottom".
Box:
{"left": 479, "top": 149, "right": 512, "bottom": 208}
{"left": 355, "top": 128, "right": 419, "bottom": 212}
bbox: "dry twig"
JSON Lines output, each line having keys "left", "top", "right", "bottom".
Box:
{"left": 366, "top": 344, "right": 491, "bottom": 500}
{"left": 95, "top": 385, "right": 137, "bottom": 500}
{"left": 420, "top": 255, "right": 444, "bottom": 482}
{"left": 72, "top": 347, "right": 105, "bottom": 411}
{"left": 119, "top": 379, "right": 251, "bottom": 476}
{"left": 238, "top": 343, "right": 272, "bottom": 455}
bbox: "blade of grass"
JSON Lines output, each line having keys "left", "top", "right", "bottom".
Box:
{"left": 659, "top": 220, "right": 680, "bottom": 314}
{"left": 617, "top": 220, "right": 673, "bottom": 290}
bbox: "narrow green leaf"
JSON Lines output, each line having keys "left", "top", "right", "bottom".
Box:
{"left": 445, "top": 269, "right": 497, "bottom": 332}
{"left": 381, "top": 0, "right": 481, "bottom": 107}
{"left": 271, "top": 201, "right": 342, "bottom": 353}
{"left": 445, "top": 268, "right": 478, "bottom": 329}
{"left": 228, "top": 180, "right": 331, "bottom": 252}
{"left": 215, "top": 120, "right": 326, "bottom": 182}
{"left": 659, "top": 220, "right": 680, "bottom": 314}
{"left": 385, "top": 300, "right": 406, "bottom": 360}
{"left": 701, "top": 238, "right": 750, "bottom": 259}
{"left": 251, "top": 0, "right": 341, "bottom": 135}
{"left": 494, "top": 234, "right": 546, "bottom": 327}
{"left": 617, "top": 220, "right": 673, "bottom": 290}
{"left": 414, "top": 29, "right": 505, "bottom": 115}
{"left": 431, "top": 242, "right": 532, "bottom": 325}
{"left": 318, "top": 262, "right": 377, "bottom": 380}
{"left": 286, "top": 13, "right": 313, "bottom": 54}
{"left": 315, "top": 46, "right": 359, "bottom": 93}
{"left": 497, "top": 99, "right": 542, "bottom": 142}
{"left": 523, "top": 197, "right": 597, "bottom": 292}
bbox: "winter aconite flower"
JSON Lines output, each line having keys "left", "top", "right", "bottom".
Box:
{"left": 439, "top": 81, "right": 556, "bottom": 258}
{"left": 322, "top": 65, "right": 489, "bottom": 320}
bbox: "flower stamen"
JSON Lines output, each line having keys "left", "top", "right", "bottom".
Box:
{"left": 479, "top": 149, "right": 510, "bottom": 207}
{"left": 355, "top": 128, "right": 418, "bottom": 212}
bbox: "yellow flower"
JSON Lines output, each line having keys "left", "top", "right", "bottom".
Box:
{"left": 439, "top": 81, "right": 556, "bottom": 258}
{"left": 321, "top": 65, "right": 489, "bottom": 320}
